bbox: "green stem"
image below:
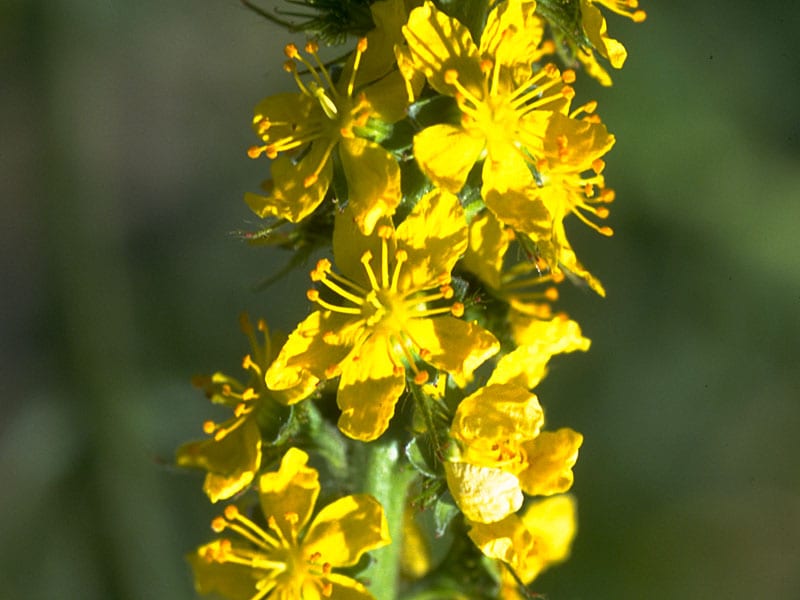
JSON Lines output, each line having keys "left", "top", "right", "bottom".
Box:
{"left": 360, "top": 436, "right": 415, "bottom": 600}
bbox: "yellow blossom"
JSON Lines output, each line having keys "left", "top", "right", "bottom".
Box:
{"left": 445, "top": 383, "right": 582, "bottom": 523}
{"left": 467, "top": 495, "right": 577, "bottom": 598}
{"left": 402, "top": 0, "right": 569, "bottom": 199}
{"left": 266, "top": 189, "right": 499, "bottom": 441}
{"left": 245, "top": 0, "right": 414, "bottom": 234}
{"left": 176, "top": 315, "right": 316, "bottom": 502}
{"left": 189, "top": 447, "right": 390, "bottom": 600}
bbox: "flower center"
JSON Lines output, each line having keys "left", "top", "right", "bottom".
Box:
{"left": 247, "top": 38, "right": 373, "bottom": 188}
{"left": 307, "top": 226, "right": 464, "bottom": 380}
{"left": 444, "top": 41, "right": 575, "bottom": 169}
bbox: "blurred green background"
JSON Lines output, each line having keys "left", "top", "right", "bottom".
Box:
{"left": 1, "top": 1, "right": 798, "bottom": 598}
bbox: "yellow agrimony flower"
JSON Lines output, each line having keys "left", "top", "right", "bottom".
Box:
{"left": 176, "top": 315, "right": 316, "bottom": 502}
{"left": 245, "top": 0, "right": 414, "bottom": 234}
{"left": 266, "top": 189, "right": 499, "bottom": 441}
{"left": 402, "top": 0, "right": 570, "bottom": 198}
{"left": 189, "top": 447, "right": 390, "bottom": 600}
{"left": 445, "top": 383, "right": 582, "bottom": 523}
{"left": 467, "top": 495, "right": 577, "bottom": 598}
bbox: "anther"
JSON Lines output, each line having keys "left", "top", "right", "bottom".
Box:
{"left": 545, "top": 287, "right": 559, "bottom": 301}
{"left": 203, "top": 420, "right": 216, "bottom": 435}
{"left": 444, "top": 69, "right": 459, "bottom": 84}
{"left": 414, "top": 371, "right": 429, "bottom": 385}
{"left": 211, "top": 516, "right": 227, "bottom": 533}
{"left": 224, "top": 505, "right": 239, "bottom": 520}
{"left": 592, "top": 159, "right": 606, "bottom": 174}
{"left": 356, "top": 37, "right": 368, "bottom": 53}
{"left": 303, "top": 173, "right": 319, "bottom": 187}
{"left": 284, "top": 44, "right": 299, "bottom": 59}
{"left": 305, "top": 40, "right": 319, "bottom": 54}
{"left": 247, "top": 146, "right": 266, "bottom": 159}
{"left": 450, "top": 302, "right": 465, "bottom": 317}
{"left": 598, "top": 226, "right": 614, "bottom": 237}
{"left": 596, "top": 207, "right": 610, "bottom": 219}
{"left": 307, "top": 289, "right": 320, "bottom": 302}
{"left": 479, "top": 59, "right": 493, "bottom": 73}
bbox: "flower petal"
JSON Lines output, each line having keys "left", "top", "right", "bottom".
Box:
{"left": 245, "top": 148, "right": 332, "bottom": 223}
{"left": 445, "top": 461, "right": 523, "bottom": 523}
{"left": 176, "top": 417, "right": 262, "bottom": 503}
{"left": 413, "top": 123, "right": 485, "bottom": 193}
{"left": 405, "top": 316, "right": 499, "bottom": 387}
{"left": 452, "top": 383, "right": 544, "bottom": 451}
{"left": 581, "top": 0, "right": 628, "bottom": 69}
{"left": 188, "top": 541, "right": 262, "bottom": 600}
{"left": 519, "top": 429, "right": 583, "bottom": 496}
{"left": 258, "top": 447, "right": 320, "bottom": 534}
{"left": 336, "top": 333, "right": 406, "bottom": 441}
{"left": 325, "top": 572, "right": 381, "bottom": 600}
{"left": 462, "top": 210, "right": 509, "bottom": 290}
{"left": 402, "top": 1, "right": 483, "bottom": 96}
{"left": 304, "top": 494, "right": 391, "bottom": 567}
{"left": 266, "top": 311, "right": 348, "bottom": 390}
{"left": 339, "top": 137, "right": 401, "bottom": 235}
{"left": 489, "top": 315, "right": 591, "bottom": 389}
{"left": 395, "top": 188, "right": 467, "bottom": 289}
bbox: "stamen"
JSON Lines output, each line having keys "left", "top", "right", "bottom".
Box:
{"left": 390, "top": 249, "right": 408, "bottom": 291}
{"left": 307, "top": 289, "right": 362, "bottom": 315}
{"left": 346, "top": 38, "right": 368, "bottom": 98}
{"left": 360, "top": 250, "right": 380, "bottom": 291}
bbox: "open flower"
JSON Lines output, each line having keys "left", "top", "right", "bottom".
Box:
{"left": 176, "top": 315, "right": 316, "bottom": 502}
{"left": 266, "top": 189, "right": 499, "bottom": 441}
{"left": 245, "top": 0, "right": 414, "bottom": 234}
{"left": 403, "top": 1, "right": 570, "bottom": 198}
{"left": 468, "top": 495, "right": 577, "bottom": 598}
{"left": 445, "top": 383, "right": 582, "bottom": 523}
{"left": 189, "top": 447, "right": 390, "bottom": 600}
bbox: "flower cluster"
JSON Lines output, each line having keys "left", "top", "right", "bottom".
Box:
{"left": 179, "top": 0, "right": 644, "bottom": 598}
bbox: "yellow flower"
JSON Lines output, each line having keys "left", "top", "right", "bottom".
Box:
{"left": 402, "top": 0, "right": 570, "bottom": 198}
{"left": 189, "top": 447, "right": 390, "bottom": 600}
{"left": 467, "top": 495, "right": 577, "bottom": 598}
{"left": 176, "top": 315, "right": 316, "bottom": 502}
{"left": 245, "top": 0, "right": 413, "bottom": 234}
{"left": 266, "top": 189, "right": 499, "bottom": 441}
{"left": 445, "top": 383, "right": 582, "bottom": 523}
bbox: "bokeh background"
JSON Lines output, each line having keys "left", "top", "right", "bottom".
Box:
{"left": 2, "top": 1, "right": 798, "bottom": 598}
